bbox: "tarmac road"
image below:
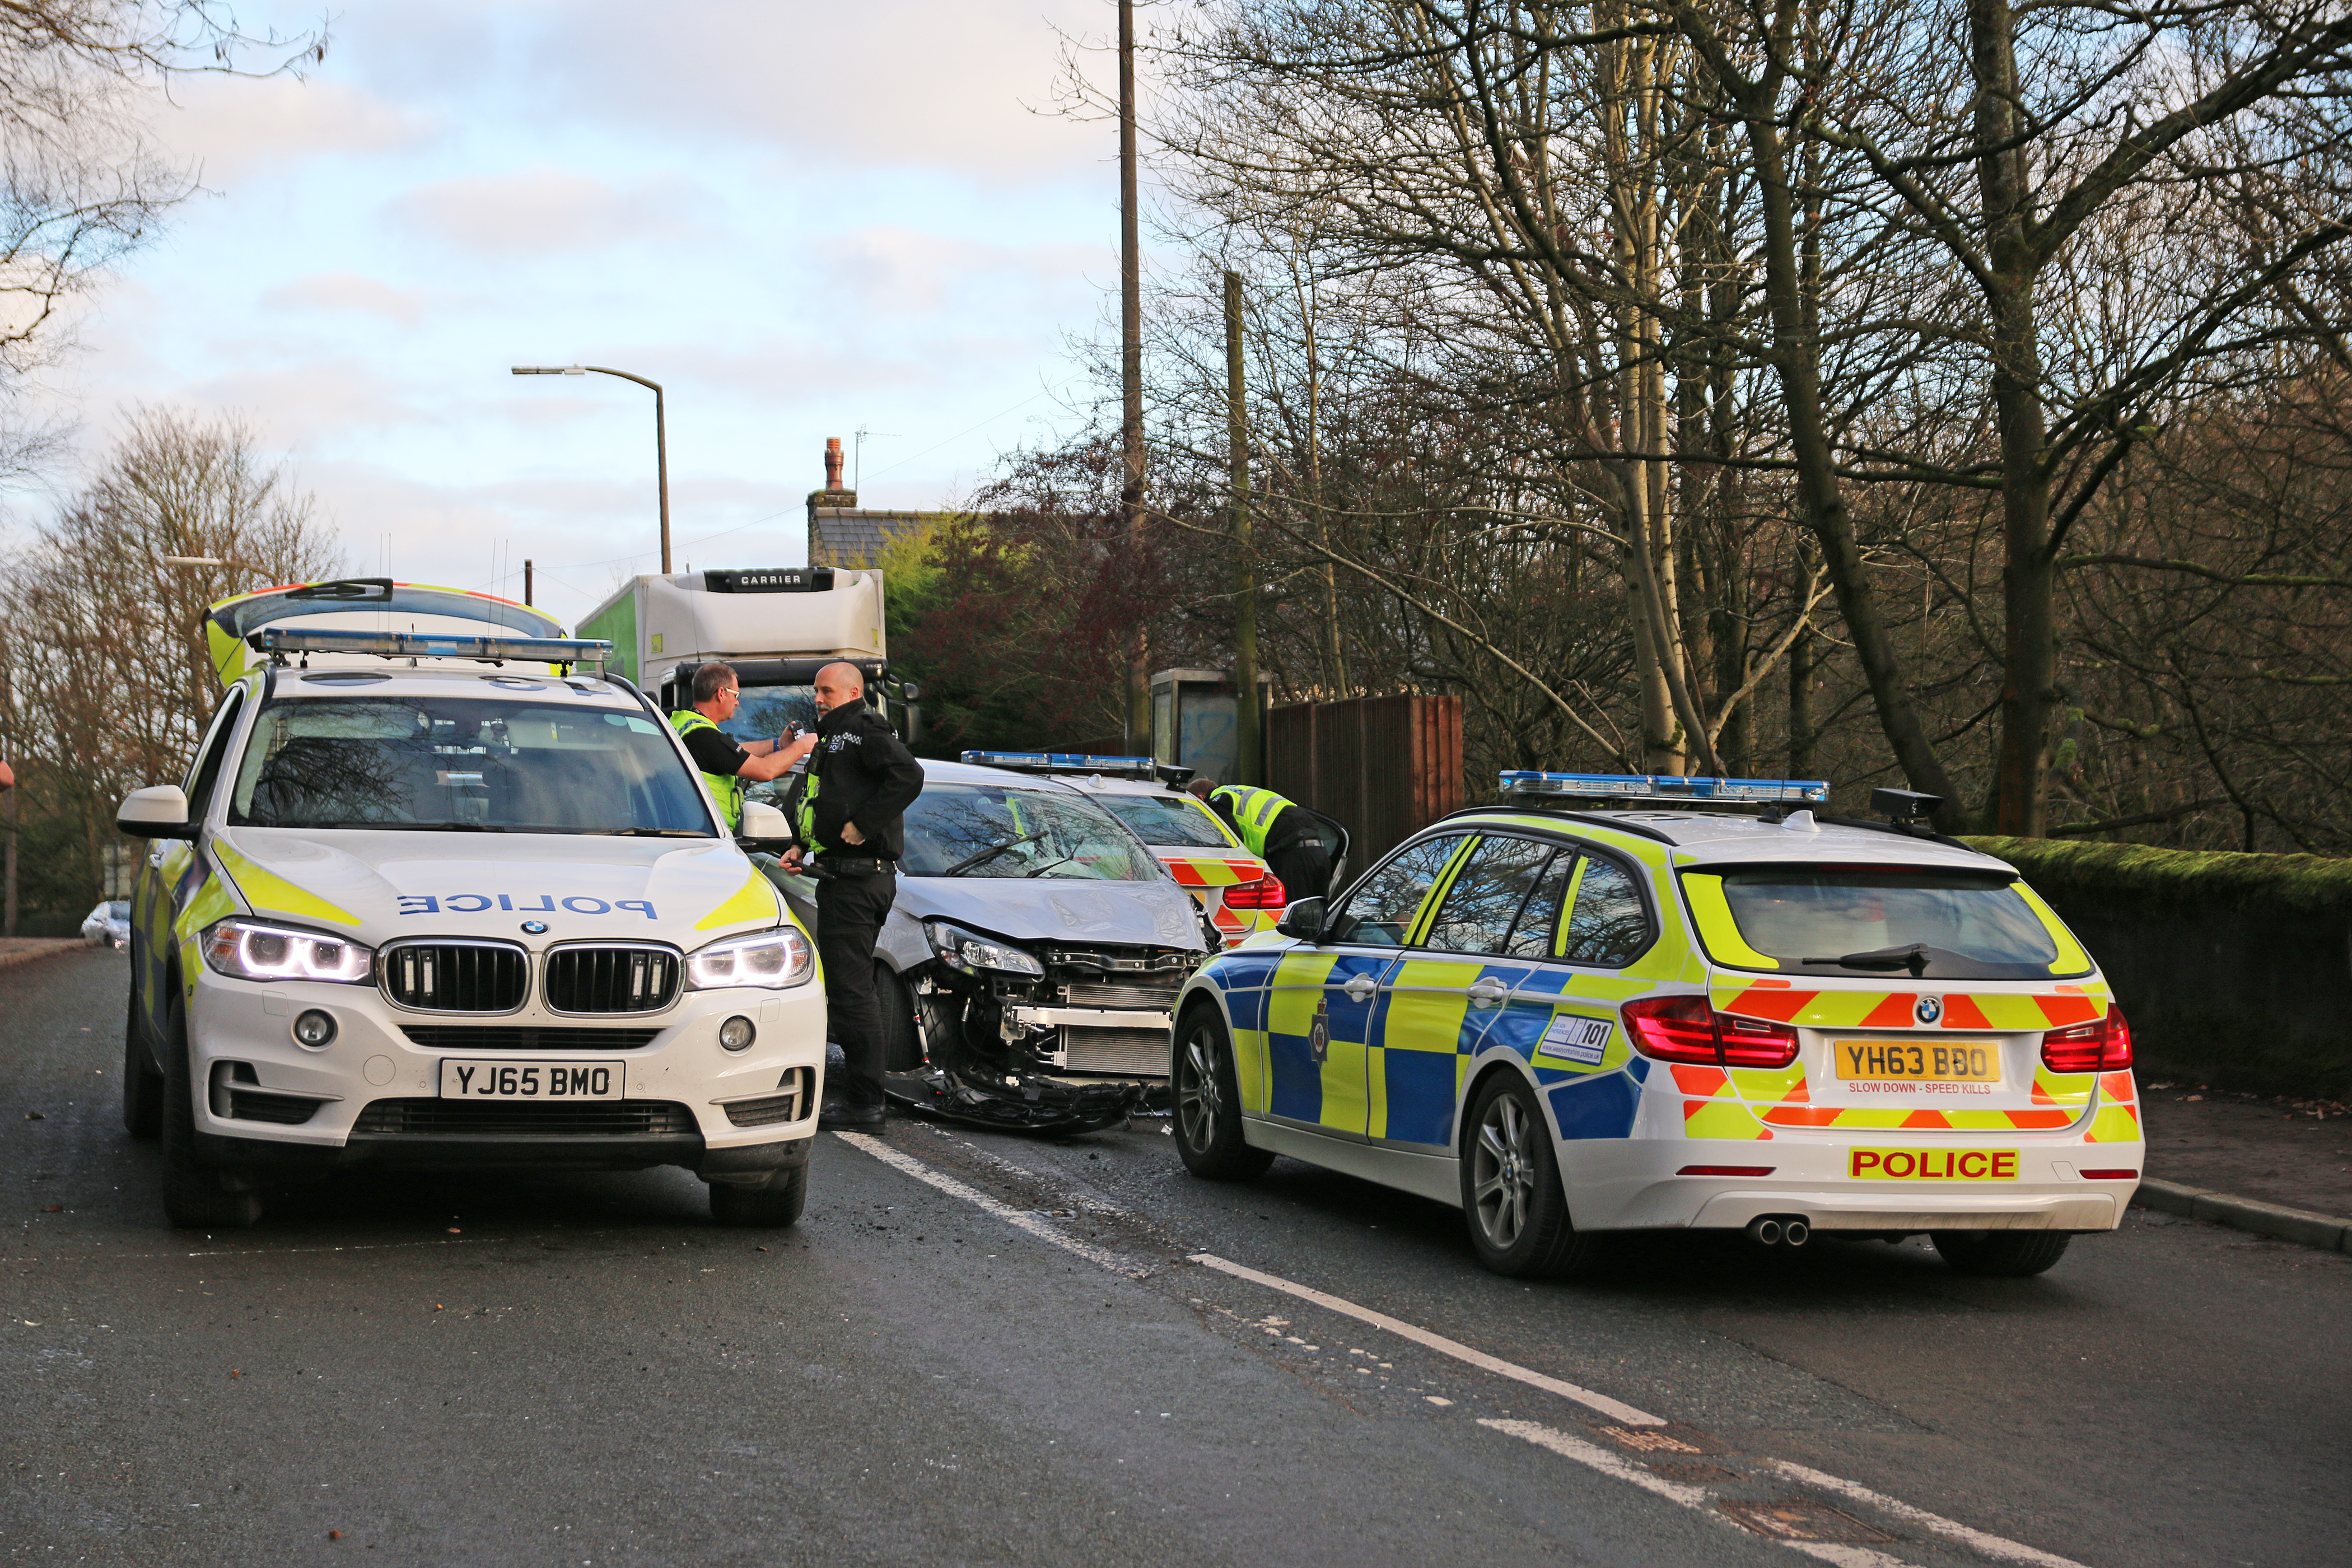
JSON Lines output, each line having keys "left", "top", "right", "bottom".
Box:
{"left": 5, "top": 946, "right": 2348, "bottom": 1567}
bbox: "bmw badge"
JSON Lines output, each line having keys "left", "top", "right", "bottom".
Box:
{"left": 1915, "top": 994, "right": 1944, "bottom": 1025}
{"left": 521, "top": 920, "right": 549, "bottom": 935}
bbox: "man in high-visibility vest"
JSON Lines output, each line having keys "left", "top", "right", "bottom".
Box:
{"left": 668, "top": 662, "right": 800, "bottom": 832}
{"left": 1190, "top": 778, "right": 1333, "bottom": 907}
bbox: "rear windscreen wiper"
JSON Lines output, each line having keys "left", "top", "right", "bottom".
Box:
{"left": 1807, "top": 942, "right": 1929, "bottom": 976}
{"left": 587, "top": 828, "right": 713, "bottom": 838}
{"left": 943, "top": 830, "right": 1049, "bottom": 876}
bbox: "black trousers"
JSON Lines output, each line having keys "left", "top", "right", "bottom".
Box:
{"left": 1266, "top": 837, "right": 1333, "bottom": 906}
{"left": 815, "top": 870, "right": 897, "bottom": 1110}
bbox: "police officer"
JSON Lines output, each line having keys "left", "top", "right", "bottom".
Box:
{"left": 776, "top": 661, "right": 924, "bottom": 1132}
{"left": 668, "top": 662, "right": 800, "bottom": 831}
{"left": 1189, "top": 777, "right": 1332, "bottom": 907}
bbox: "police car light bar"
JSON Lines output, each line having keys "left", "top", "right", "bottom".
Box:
{"left": 1500, "top": 771, "right": 1829, "bottom": 804}
{"left": 962, "top": 751, "right": 1159, "bottom": 777}
{"left": 255, "top": 627, "right": 613, "bottom": 665}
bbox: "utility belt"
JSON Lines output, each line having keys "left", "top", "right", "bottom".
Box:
{"left": 806, "top": 854, "right": 897, "bottom": 880}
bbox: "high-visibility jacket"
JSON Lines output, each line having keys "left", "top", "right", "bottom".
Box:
{"left": 1208, "top": 784, "right": 1299, "bottom": 858}
{"left": 669, "top": 710, "right": 744, "bottom": 832}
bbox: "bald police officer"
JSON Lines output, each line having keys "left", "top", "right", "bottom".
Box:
{"left": 776, "top": 662, "right": 923, "bottom": 1132}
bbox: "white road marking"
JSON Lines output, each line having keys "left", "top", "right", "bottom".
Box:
{"left": 1480, "top": 1420, "right": 1910, "bottom": 1566}
{"left": 836, "top": 1132, "right": 1146, "bottom": 1277}
{"left": 1189, "top": 1252, "right": 1665, "bottom": 1426}
{"left": 839, "top": 1133, "right": 2097, "bottom": 1568}
{"left": 1770, "top": 1462, "right": 2094, "bottom": 1568}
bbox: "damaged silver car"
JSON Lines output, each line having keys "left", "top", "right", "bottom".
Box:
{"left": 752, "top": 759, "right": 1213, "bottom": 1133}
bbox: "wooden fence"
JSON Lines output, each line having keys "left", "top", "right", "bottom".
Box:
{"left": 1266, "top": 694, "right": 1464, "bottom": 872}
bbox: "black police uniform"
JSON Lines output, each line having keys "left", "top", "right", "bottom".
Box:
{"left": 787, "top": 697, "right": 924, "bottom": 1119}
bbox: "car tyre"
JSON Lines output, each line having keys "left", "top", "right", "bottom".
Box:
{"left": 1930, "top": 1229, "right": 2071, "bottom": 1277}
{"left": 1461, "top": 1072, "right": 1599, "bottom": 1279}
{"left": 159, "top": 993, "right": 263, "bottom": 1230}
{"left": 876, "top": 963, "right": 925, "bottom": 1072}
{"left": 122, "top": 984, "right": 162, "bottom": 1140}
{"left": 709, "top": 1164, "right": 809, "bottom": 1228}
{"left": 1173, "top": 1009, "right": 1272, "bottom": 1181}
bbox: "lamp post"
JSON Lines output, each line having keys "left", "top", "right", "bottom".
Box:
{"left": 512, "top": 364, "right": 671, "bottom": 574}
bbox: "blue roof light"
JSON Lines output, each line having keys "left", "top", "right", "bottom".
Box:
{"left": 256, "top": 627, "right": 613, "bottom": 664}
{"left": 960, "top": 751, "right": 1159, "bottom": 776}
{"left": 1499, "top": 771, "right": 1829, "bottom": 804}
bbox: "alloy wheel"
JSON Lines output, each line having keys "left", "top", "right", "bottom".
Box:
{"left": 1472, "top": 1093, "right": 1536, "bottom": 1248}
{"left": 1176, "top": 1029, "right": 1222, "bottom": 1154}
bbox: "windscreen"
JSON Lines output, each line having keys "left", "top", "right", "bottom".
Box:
{"left": 1094, "top": 792, "right": 1233, "bottom": 849}
{"left": 1689, "top": 866, "right": 2079, "bottom": 980}
{"left": 227, "top": 697, "right": 714, "bottom": 836}
{"left": 901, "top": 784, "right": 1163, "bottom": 880}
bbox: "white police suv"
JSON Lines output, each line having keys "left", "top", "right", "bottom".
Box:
{"left": 116, "top": 581, "right": 823, "bottom": 1229}
{"left": 1168, "top": 773, "right": 2143, "bottom": 1279}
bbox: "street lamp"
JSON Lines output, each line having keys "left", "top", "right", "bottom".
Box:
{"left": 512, "top": 364, "right": 672, "bottom": 574}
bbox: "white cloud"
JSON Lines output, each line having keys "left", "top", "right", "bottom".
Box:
{"left": 349, "top": 0, "right": 1113, "bottom": 185}
{"left": 384, "top": 167, "right": 724, "bottom": 256}
{"left": 260, "top": 273, "right": 432, "bottom": 325}
{"left": 155, "top": 76, "right": 440, "bottom": 186}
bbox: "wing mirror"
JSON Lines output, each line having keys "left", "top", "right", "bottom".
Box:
{"left": 116, "top": 785, "right": 197, "bottom": 841}
{"left": 1275, "top": 895, "right": 1326, "bottom": 941}
{"left": 736, "top": 799, "right": 795, "bottom": 851}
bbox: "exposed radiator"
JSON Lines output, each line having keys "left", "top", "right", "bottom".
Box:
{"left": 1057, "top": 1026, "right": 1171, "bottom": 1078}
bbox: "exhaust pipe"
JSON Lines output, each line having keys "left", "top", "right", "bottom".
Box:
{"left": 1746, "top": 1214, "right": 1810, "bottom": 1248}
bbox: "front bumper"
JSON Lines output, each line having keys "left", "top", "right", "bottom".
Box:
{"left": 183, "top": 966, "right": 827, "bottom": 1174}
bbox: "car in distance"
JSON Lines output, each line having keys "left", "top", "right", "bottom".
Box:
{"left": 82, "top": 899, "right": 132, "bottom": 948}
{"left": 116, "top": 581, "right": 825, "bottom": 1230}
{"left": 1167, "top": 773, "right": 2141, "bottom": 1280}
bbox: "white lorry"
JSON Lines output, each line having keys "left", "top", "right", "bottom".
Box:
{"left": 576, "top": 567, "right": 909, "bottom": 745}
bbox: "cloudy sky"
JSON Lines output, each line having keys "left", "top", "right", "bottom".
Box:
{"left": 15, "top": 0, "right": 1135, "bottom": 628}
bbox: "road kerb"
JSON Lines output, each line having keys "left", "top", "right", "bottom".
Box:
{"left": 2133, "top": 1177, "right": 2352, "bottom": 1254}
{"left": 0, "top": 940, "right": 83, "bottom": 973}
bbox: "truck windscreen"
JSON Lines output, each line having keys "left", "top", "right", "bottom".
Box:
{"left": 717, "top": 683, "right": 816, "bottom": 744}
{"left": 226, "top": 697, "right": 716, "bottom": 836}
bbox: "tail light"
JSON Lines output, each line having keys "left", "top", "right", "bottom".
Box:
{"left": 1621, "top": 995, "right": 1799, "bottom": 1069}
{"left": 1224, "top": 874, "right": 1288, "bottom": 911}
{"left": 2040, "top": 1006, "right": 2133, "bottom": 1072}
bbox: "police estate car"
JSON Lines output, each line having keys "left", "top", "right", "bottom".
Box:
{"left": 1167, "top": 774, "right": 2143, "bottom": 1279}
{"left": 115, "top": 582, "right": 823, "bottom": 1230}
{"left": 960, "top": 754, "right": 1285, "bottom": 945}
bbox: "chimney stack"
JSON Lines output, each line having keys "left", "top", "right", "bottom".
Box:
{"left": 824, "top": 436, "right": 846, "bottom": 492}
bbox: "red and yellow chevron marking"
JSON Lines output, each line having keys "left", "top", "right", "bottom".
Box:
{"left": 1657, "top": 1036, "right": 2113, "bottom": 1136}
{"left": 1159, "top": 854, "right": 1264, "bottom": 888}
{"left": 1711, "top": 981, "right": 2107, "bottom": 1032}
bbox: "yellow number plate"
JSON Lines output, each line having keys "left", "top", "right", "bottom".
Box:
{"left": 1850, "top": 1147, "right": 2018, "bottom": 1180}
{"left": 1833, "top": 1038, "right": 2000, "bottom": 1083}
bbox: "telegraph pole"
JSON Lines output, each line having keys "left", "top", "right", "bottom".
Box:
{"left": 1225, "top": 271, "right": 1259, "bottom": 787}
{"left": 1119, "top": 0, "right": 1150, "bottom": 751}
{"left": 523, "top": 559, "right": 535, "bottom": 606}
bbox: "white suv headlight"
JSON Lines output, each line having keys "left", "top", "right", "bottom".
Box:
{"left": 202, "top": 920, "right": 374, "bottom": 984}
{"left": 925, "top": 921, "right": 1045, "bottom": 977}
{"left": 686, "top": 927, "right": 815, "bottom": 990}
